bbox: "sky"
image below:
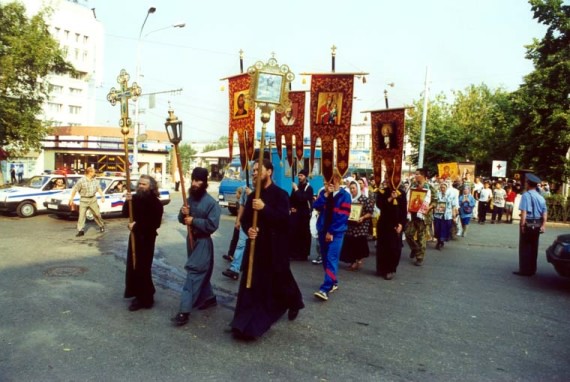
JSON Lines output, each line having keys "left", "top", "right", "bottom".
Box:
{"left": 88, "top": 0, "right": 548, "bottom": 143}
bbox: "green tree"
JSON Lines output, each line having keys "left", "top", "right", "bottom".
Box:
{"left": 511, "top": 0, "right": 570, "bottom": 185}
{"left": 202, "top": 135, "right": 229, "bottom": 153}
{"left": 0, "top": 2, "right": 74, "bottom": 157}
{"left": 178, "top": 143, "right": 197, "bottom": 174}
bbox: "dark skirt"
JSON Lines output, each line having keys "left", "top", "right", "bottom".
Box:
{"left": 340, "top": 234, "right": 370, "bottom": 264}
{"left": 434, "top": 218, "right": 452, "bottom": 241}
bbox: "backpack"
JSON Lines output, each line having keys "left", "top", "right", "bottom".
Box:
{"left": 461, "top": 200, "right": 472, "bottom": 214}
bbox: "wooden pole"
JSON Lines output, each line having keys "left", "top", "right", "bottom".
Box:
{"left": 123, "top": 134, "right": 136, "bottom": 269}
{"left": 246, "top": 112, "right": 269, "bottom": 288}
{"left": 174, "top": 142, "right": 194, "bottom": 250}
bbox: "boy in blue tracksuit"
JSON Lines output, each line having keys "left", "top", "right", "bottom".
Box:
{"left": 312, "top": 169, "right": 351, "bottom": 301}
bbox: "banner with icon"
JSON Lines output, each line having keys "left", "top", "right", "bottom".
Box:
{"left": 275, "top": 91, "right": 306, "bottom": 167}
{"left": 309, "top": 74, "right": 354, "bottom": 182}
{"left": 227, "top": 73, "right": 255, "bottom": 169}
{"left": 370, "top": 107, "right": 407, "bottom": 188}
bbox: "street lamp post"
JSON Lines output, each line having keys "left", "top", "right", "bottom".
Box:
{"left": 132, "top": 6, "right": 184, "bottom": 175}
{"left": 132, "top": 6, "right": 156, "bottom": 175}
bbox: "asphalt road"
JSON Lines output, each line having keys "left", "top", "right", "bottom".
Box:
{"left": 1, "top": 189, "right": 569, "bottom": 382}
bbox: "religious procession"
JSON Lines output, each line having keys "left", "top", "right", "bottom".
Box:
{"left": 115, "top": 53, "right": 550, "bottom": 343}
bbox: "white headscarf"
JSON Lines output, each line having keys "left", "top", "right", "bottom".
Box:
{"left": 349, "top": 180, "right": 361, "bottom": 203}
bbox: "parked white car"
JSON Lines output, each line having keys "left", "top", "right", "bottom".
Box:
{"left": 0, "top": 174, "right": 83, "bottom": 217}
{"left": 44, "top": 176, "right": 171, "bottom": 220}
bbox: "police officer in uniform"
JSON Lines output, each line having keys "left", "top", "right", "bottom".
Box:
{"left": 514, "top": 173, "right": 547, "bottom": 277}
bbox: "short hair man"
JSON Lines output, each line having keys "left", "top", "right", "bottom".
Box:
{"left": 69, "top": 167, "right": 105, "bottom": 237}
{"left": 514, "top": 173, "right": 547, "bottom": 276}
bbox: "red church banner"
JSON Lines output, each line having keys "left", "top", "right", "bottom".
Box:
{"left": 309, "top": 74, "right": 354, "bottom": 182}
{"left": 370, "top": 107, "right": 407, "bottom": 188}
{"left": 227, "top": 73, "right": 255, "bottom": 169}
{"left": 274, "top": 91, "right": 306, "bottom": 167}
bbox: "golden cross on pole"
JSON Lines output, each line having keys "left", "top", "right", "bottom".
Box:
{"left": 106, "top": 69, "right": 141, "bottom": 269}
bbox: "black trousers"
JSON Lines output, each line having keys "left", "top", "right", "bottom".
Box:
{"left": 478, "top": 202, "right": 489, "bottom": 223}
{"left": 518, "top": 228, "right": 541, "bottom": 275}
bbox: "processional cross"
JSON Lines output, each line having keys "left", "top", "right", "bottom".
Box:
{"left": 106, "top": 69, "right": 141, "bottom": 268}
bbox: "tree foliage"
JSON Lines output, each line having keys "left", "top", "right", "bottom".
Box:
{"left": 0, "top": 2, "right": 74, "bottom": 157}
{"left": 178, "top": 143, "right": 197, "bottom": 174}
{"left": 202, "top": 135, "right": 229, "bottom": 153}
{"left": 406, "top": 84, "right": 514, "bottom": 177}
{"left": 511, "top": 0, "right": 570, "bottom": 183}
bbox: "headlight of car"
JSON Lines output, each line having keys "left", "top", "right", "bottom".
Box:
{"left": 218, "top": 194, "right": 224, "bottom": 200}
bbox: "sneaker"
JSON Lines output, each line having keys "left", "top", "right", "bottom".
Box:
{"left": 311, "top": 256, "right": 323, "bottom": 265}
{"left": 75, "top": 231, "right": 84, "bottom": 237}
{"left": 222, "top": 254, "right": 234, "bottom": 262}
{"left": 330, "top": 284, "right": 339, "bottom": 293}
{"left": 171, "top": 312, "right": 190, "bottom": 326}
{"left": 100, "top": 226, "right": 105, "bottom": 233}
{"left": 414, "top": 259, "right": 423, "bottom": 266}
{"left": 313, "top": 290, "right": 328, "bottom": 301}
{"left": 222, "top": 269, "right": 239, "bottom": 280}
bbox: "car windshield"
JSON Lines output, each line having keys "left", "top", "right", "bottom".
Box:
{"left": 223, "top": 165, "right": 242, "bottom": 180}
{"left": 26, "top": 176, "right": 50, "bottom": 189}
{"left": 97, "top": 178, "right": 113, "bottom": 191}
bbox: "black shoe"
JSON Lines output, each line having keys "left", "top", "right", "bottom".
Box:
{"left": 75, "top": 231, "right": 84, "bottom": 237}
{"left": 100, "top": 226, "right": 105, "bottom": 233}
{"left": 197, "top": 297, "right": 217, "bottom": 310}
{"left": 409, "top": 251, "right": 416, "bottom": 259}
{"left": 128, "top": 299, "right": 153, "bottom": 311}
{"left": 171, "top": 312, "right": 190, "bottom": 326}
{"left": 288, "top": 308, "right": 299, "bottom": 321}
{"left": 512, "top": 271, "right": 534, "bottom": 277}
{"left": 222, "top": 269, "right": 239, "bottom": 280}
{"left": 231, "top": 328, "right": 256, "bottom": 341}
{"left": 435, "top": 242, "right": 441, "bottom": 250}
{"left": 222, "top": 254, "right": 234, "bottom": 262}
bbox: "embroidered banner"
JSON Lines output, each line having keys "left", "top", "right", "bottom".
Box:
{"left": 228, "top": 73, "right": 255, "bottom": 169}
{"left": 370, "top": 107, "right": 407, "bottom": 188}
{"left": 309, "top": 74, "right": 354, "bottom": 182}
{"left": 274, "top": 91, "right": 305, "bottom": 167}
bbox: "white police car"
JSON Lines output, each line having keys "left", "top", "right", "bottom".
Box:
{"left": 0, "top": 174, "right": 83, "bottom": 217}
{"left": 44, "top": 176, "right": 170, "bottom": 220}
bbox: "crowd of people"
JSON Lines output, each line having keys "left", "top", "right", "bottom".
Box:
{"left": 115, "top": 164, "right": 548, "bottom": 341}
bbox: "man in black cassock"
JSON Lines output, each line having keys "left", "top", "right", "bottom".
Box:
{"left": 230, "top": 159, "right": 304, "bottom": 340}
{"left": 376, "top": 184, "right": 407, "bottom": 280}
{"left": 123, "top": 175, "right": 164, "bottom": 311}
{"left": 289, "top": 169, "right": 314, "bottom": 261}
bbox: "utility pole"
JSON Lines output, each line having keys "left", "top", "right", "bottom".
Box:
{"left": 418, "top": 66, "right": 430, "bottom": 168}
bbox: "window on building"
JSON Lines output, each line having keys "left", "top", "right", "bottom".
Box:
{"left": 54, "top": 27, "right": 60, "bottom": 36}
{"left": 62, "top": 46, "right": 69, "bottom": 57}
{"left": 48, "top": 85, "right": 63, "bottom": 94}
{"left": 83, "top": 35, "right": 89, "bottom": 45}
{"left": 64, "top": 30, "right": 69, "bottom": 39}
{"left": 48, "top": 103, "right": 63, "bottom": 112}
{"left": 83, "top": 50, "right": 88, "bottom": 62}
{"left": 69, "top": 88, "right": 82, "bottom": 95}
{"left": 75, "top": 33, "right": 80, "bottom": 43}
{"left": 355, "top": 134, "right": 366, "bottom": 149}
{"left": 69, "top": 105, "right": 82, "bottom": 114}
{"left": 74, "top": 48, "right": 80, "bottom": 60}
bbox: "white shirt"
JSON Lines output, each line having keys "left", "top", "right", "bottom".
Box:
{"left": 479, "top": 188, "right": 492, "bottom": 202}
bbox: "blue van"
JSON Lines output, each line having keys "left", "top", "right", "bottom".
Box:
{"left": 217, "top": 146, "right": 324, "bottom": 215}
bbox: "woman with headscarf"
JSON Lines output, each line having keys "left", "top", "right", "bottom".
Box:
{"left": 340, "top": 181, "right": 375, "bottom": 270}
{"left": 433, "top": 182, "right": 459, "bottom": 250}
{"left": 458, "top": 186, "right": 476, "bottom": 237}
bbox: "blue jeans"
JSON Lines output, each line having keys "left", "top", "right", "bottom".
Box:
{"left": 229, "top": 228, "right": 247, "bottom": 273}
{"left": 318, "top": 231, "right": 345, "bottom": 293}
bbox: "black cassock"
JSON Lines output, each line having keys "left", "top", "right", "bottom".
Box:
{"left": 122, "top": 194, "right": 164, "bottom": 305}
{"left": 230, "top": 182, "right": 304, "bottom": 338}
{"left": 376, "top": 187, "right": 407, "bottom": 276}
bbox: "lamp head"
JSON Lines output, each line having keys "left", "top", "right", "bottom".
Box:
{"left": 165, "top": 107, "right": 183, "bottom": 144}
